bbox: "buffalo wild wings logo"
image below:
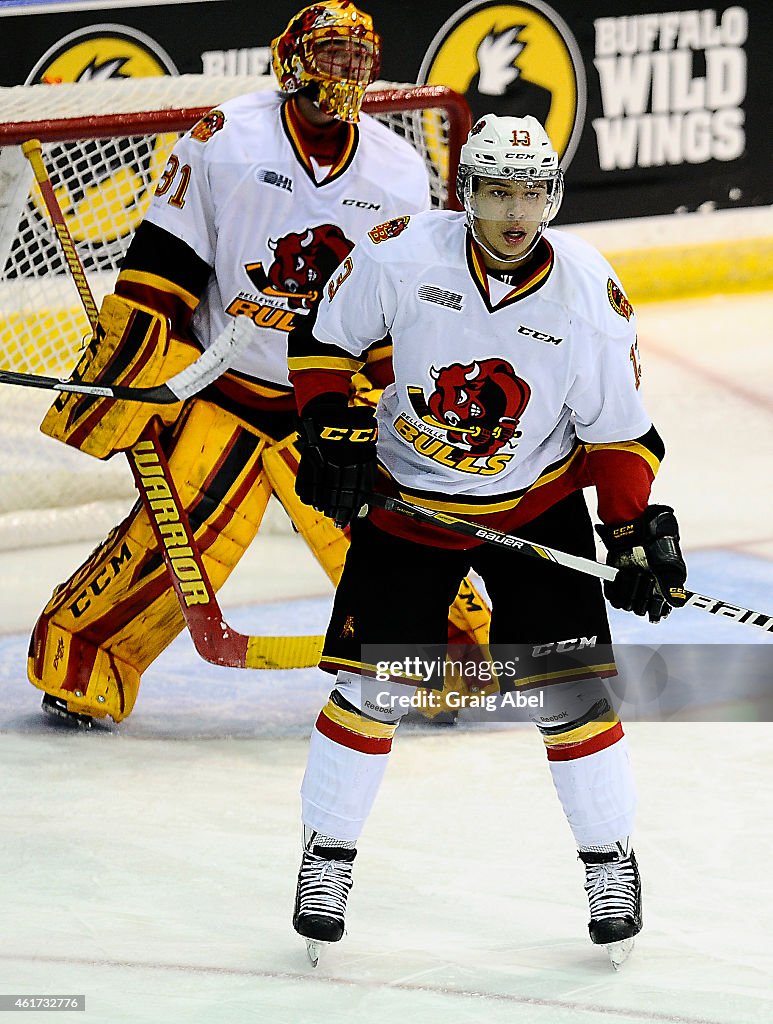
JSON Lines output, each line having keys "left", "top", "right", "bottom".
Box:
{"left": 227, "top": 223, "right": 354, "bottom": 329}
{"left": 607, "top": 278, "right": 634, "bottom": 320}
{"left": 25, "top": 26, "right": 178, "bottom": 248}
{"left": 395, "top": 357, "right": 531, "bottom": 476}
{"left": 191, "top": 110, "right": 225, "bottom": 143}
{"left": 418, "top": 1, "right": 586, "bottom": 174}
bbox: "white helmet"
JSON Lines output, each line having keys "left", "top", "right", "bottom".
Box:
{"left": 457, "top": 114, "right": 564, "bottom": 260}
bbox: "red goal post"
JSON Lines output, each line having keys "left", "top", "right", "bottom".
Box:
{"left": 0, "top": 76, "right": 470, "bottom": 550}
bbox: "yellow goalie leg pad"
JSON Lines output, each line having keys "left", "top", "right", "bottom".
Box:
{"left": 28, "top": 400, "right": 272, "bottom": 721}
{"left": 40, "top": 293, "right": 200, "bottom": 459}
{"left": 262, "top": 434, "right": 350, "bottom": 585}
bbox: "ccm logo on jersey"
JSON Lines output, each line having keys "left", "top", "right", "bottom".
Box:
{"left": 368, "top": 216, "right": 410, "bottom": 243}
{"left": 343, "top": 198, "right": 381, "bottom": 210}
{"left": 518, "top": 324, "right": 562, "bottom": 344}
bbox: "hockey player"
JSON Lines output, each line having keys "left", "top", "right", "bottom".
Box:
{"left": 288, "top": 114, "right": 688, "bottom": 967}
{"left": 27, "top": 0, "right": 490, "bottom": 727}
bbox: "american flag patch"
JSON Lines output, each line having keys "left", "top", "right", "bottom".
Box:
{"left": 417, "top": 285, "right": 464, "bottom": 310}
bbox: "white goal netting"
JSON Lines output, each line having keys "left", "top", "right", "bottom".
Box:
{"left": 0, "top": 76, "right": 469, "bottom": 550}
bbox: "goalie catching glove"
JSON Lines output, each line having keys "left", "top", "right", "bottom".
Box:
{"left": 596, "top": 505, "right": 687, "bottom": 623}
{"left": 295, "top": 400, "right": 378, "bottom": 528}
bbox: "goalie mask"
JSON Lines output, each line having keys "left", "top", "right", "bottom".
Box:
{"left": 272, "top": 1, "right": 381, "bottom": 123}
{"left": 457, "top": 114, "right": 564, "bottom": 263}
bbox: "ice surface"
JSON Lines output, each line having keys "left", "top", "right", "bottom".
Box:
{"left": 0, "top": 291, "right": 771, "bottom": 1022}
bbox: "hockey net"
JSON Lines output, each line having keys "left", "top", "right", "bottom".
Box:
{"left": 0, "top": 76, "right": 470, "bottom": 550}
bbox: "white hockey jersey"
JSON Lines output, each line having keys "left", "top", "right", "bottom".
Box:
{"left": 143, "top": 90, "right": 430, "bottom": 384}
{"left": 310, "top": 211, "right": 651, "bottom": 507}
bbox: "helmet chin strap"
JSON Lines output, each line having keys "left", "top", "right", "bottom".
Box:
{"left": 470, "top": 218, "right": 546, "bottom": 266}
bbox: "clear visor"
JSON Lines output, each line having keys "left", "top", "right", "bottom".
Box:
{"left": 307, "top": 32, "right": 378, "bottom": 84}
{"left": 468, "top": 176, "right": 552, "bottom": 224}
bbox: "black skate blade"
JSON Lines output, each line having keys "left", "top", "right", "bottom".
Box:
{"left": 41, "top": 694, "right": 94, "bottom": 730}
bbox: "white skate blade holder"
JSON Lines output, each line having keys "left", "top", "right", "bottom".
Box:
{"left": 305, "top": 938, "right": 326, "bottom": 967}
{"left": 606, "top": 936, "right": 635, "bottom": 969}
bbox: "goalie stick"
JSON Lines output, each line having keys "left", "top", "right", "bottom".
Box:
{"left": 366, "top": 493, "right": 773, "bottom": 636}
{"left": 20, "top": 137, "right": 324, "bottom": 669}
{"left": 0, "top": 315, "right": 255, "bottom": 404}
{"left": 4, "top": 140, "right": 256, "bottom": 404}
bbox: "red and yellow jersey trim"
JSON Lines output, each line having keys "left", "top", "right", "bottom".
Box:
{"left": 380, "top": 444, "right": 584, "bottom": 516}
{"left": 288, "top": 354, "right": 365, "bottom": 374}
{"left": 117, "top": 269, "right": 199, "bottom": 312}
{"left": 364, "top": 341, "right": 392, "bottom": 364}
{"left": 584, "top": 437, "right": 662, "bottom": 477}
{"left": 466, "top": 235, "right": 554, "bottom": 312}
{"left": 518, "top": 662, "right": 618, "bottom": 689}
{"left": 281, "top": 101, "right": 359, "bottom": 186}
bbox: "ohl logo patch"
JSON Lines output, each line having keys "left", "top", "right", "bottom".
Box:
{"left": 25, "top": 26, "right": 178, "bottom": 247}
{"left": 418, "top": 1, "right": 586, "bottom": 171}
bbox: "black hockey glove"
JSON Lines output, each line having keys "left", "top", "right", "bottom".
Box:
{"left": 596, "top": 505, "right": 687, "bottom": 623}
{"left": 295, "top": 402, "right": 377, "bottom": 529}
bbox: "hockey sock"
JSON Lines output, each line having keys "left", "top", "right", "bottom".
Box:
{"left": 548, "top": 733, "right": 636, "bottom": 848}
{"left": 301, "top": 700, "right": 396, "bottom": 842}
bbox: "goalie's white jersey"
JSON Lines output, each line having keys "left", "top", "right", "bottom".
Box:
{"left": 143, "top": 90, "right": 430, "bottom": 384}
{"left": 313, "top": 210, "right": 651, "bottom": 502}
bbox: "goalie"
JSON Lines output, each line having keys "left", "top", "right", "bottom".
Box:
{"left": 27, "top": 0, "right": 491, "bottom": 726}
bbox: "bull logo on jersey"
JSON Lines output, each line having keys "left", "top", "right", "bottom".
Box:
{"left": 245, "top": 224, "right": 354, "bottom": 310}
{"left": 409, "top": 357, "right": 531, "bottom": 457}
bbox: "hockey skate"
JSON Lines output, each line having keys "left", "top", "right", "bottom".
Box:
{"left": 579, "top": 840, "right": 642, "bottom": 969}
{"left": 293, "top": 832, "right": 356, "bottom": 967}
{"left": 41, "top": 693, "right": 94, "bottom": 730}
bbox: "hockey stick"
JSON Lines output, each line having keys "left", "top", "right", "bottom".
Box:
{"left": 0, "top": 318, "right": 254, "bottom": 403}
{"left": 367, "top": 493, "right": 773, "bottom": 636}
{"left": 20, "top": 137, "right": 324, "bottom": 669}
{"left": 127, "top": 431, "right": 324, "bottom": 669}
{"left": 2, "top": 140, "right": 256, "bottom": 403}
